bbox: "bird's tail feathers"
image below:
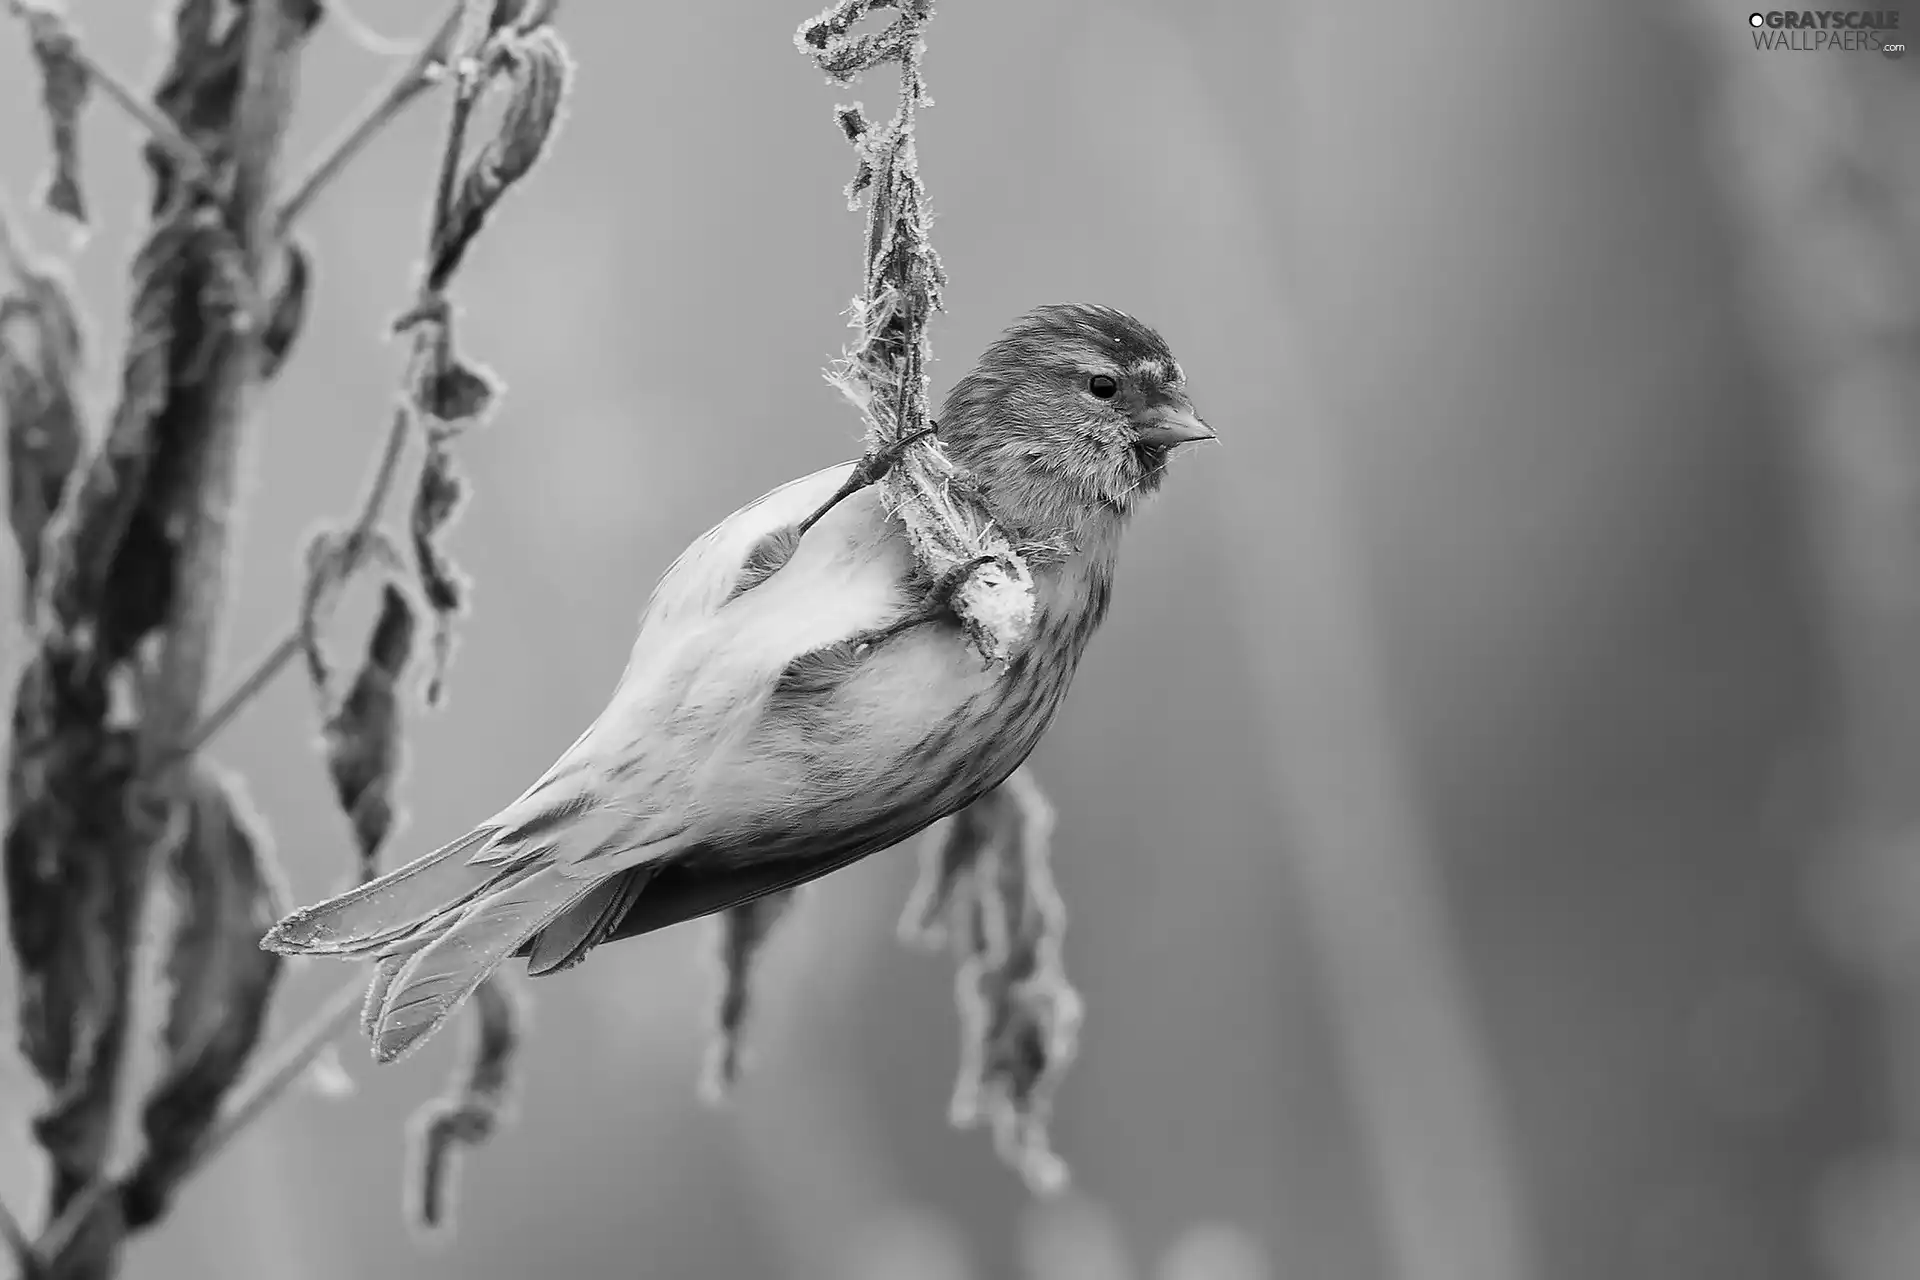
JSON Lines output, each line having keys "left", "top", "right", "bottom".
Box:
{"left": 370, "top": 863, "right": 595, "bottom": 1062}
{"left": 362, "top": 952, "right": 408, "bottom": 1038}
{"left": 524, "top": 866, "right": 654, "bottom": 976}
{"left": 261, "top": 825, "right": 519, "bottom": 957}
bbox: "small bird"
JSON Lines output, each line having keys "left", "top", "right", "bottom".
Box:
{"left": 263, "top": 303, "right": 1215, "bottom": 1062}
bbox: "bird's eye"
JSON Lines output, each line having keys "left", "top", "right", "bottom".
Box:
{"left": 1088, "top": 374, "right": 1119, "bottom": 400}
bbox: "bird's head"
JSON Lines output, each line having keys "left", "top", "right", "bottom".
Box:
{"left": 936, "top": 304, "right": 1214, "bottom": 542}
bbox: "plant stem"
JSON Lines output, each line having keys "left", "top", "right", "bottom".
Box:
{"left": 423, "top": 0, "right": 498, "bottom": 292}
{"left": 275, "top": 0, "right": 467, "bottom": 236}
{"left": 28, "top": 1180, "right": 110, "bottom": 1280}
{"left": 139, "top": 0, "right": 303, "bottom": 773}
{"left": 175, "top": 0, "right": 485, "bottom": 763}
{"left": 21, "top": 978, "right": 365, "bottom": 1280}
{"left": 10, "top": 8, "right": 311, "bottom": 1280}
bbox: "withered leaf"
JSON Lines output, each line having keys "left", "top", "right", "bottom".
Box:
{"left": 39, "top": 204, "right": 239, "bottom": 666}
{"left": 16, "top": 1, "right": 93, "bottom": 224}
{"left": 806, "top": 15, "right": 918, "bottom": 83}
{"left": 259, "top": 238, "right": 312, "bottom": 380}
{"left": 900, "top": 767, "right": 1081, "bottom": 1193}
{"left": 897, "top": 804, "right": 987, "bottom": 952}
{"left": 426, "top": 27, "right": 575, "bottom": 292}
{"left": 798, "top": 0, "right": 930, "bottom": 82}
{"left": 406, "top": 973, "right": 524, "bottom": 1237}
{"left": 1, "top": 237, "right": 88, "bottom": 620}
{"left": 402, "top": 308, "right": 498, "bottom": 431}
{"left": 2, "top": 692, "right": 148, "bottom": 1212}
{"left": 835, "top": 103, "right": 869, "bottom": 141}
{"left": 409, "top": 438, "right": 471, "bottom": 707}
{"left": 123, "top": 763, "right": 288, "bottom": 1229}
{"left": 701, "top": 888, "right": 801, "bottom": 1103}
{"left": 298, "top": 521, "right": 404, "bottom": 701}
{"left": 145, "top": 0, "right": 323, "bottom": 213}
{"left": 321, "top": 583, "right": 417, "bottom": 884}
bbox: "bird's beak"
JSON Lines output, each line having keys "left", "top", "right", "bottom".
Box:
{"left": 1132, "top": 404, "right": 1217, "bottom": 448}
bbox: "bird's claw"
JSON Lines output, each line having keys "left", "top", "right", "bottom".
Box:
{"left": 927, "top": 554, "right": 1001, "bottom": 613}
{"left": 842, "top": 553, "right": 999, "bottom": 657}
{"left": 793, "top": 421, "right": 941, "bottom": 542}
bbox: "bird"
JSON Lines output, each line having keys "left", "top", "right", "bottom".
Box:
{"left": 262, "top": 303, "right": 1216, "bottom": 1063}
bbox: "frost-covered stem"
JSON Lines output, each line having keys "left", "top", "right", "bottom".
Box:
{"left": 140, "top": 0, "right": 301, "bottom": 770}
{"left": 22, "top": 7, "right": 307, "bottom": 1279}
{"left": 276, "top": 0, "right": 467, "bottom": 235}
{"left": 796, "top": 0, "right": 1036, "bottom": 663}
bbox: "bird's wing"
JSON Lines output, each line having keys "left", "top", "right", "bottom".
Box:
{"left": 485, "top": 462, "right": 898, "bottom": 857}
{"left": 625, "top": 462, "right": 861, "bottom": 670}
{"left": 530, "top": 457, "right": 998, "bottom": 865}
{"left": 551, "top": 471, "right": 1018, "bottom": 876}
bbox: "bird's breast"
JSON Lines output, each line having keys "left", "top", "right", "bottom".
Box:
{"left": 896, "top": 541, "right": 1118, "bottom": 809}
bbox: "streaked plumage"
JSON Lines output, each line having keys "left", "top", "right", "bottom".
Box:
{"left": 263, "top": 304, "right": 1214, "bottom": 1062}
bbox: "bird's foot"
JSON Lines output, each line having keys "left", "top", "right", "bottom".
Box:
{"left": 927, "top": 554, "right": 1003, "bottom": 613}
{"left": 856, "top": 422, "right": 940, "bottom": 488}
{"left": 844, "top": 553, "right": 999, "bottom": 657}
{"left": 794, "top": 422, "right": 939, "bottom": 539}
{"left": 731, "top": 422, "right": 943, "bottom": 605}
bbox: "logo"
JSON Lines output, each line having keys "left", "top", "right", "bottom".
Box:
{"left": 1746, "top": 9, "right": 1905, "bottom": 56}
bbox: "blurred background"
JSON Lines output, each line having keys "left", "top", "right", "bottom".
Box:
{"left": 4, "top": 1, "right": 1920, "bottom": 1277}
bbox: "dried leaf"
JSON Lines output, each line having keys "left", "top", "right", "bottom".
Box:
{"left": 801, "top": 11, "right": 919, "bottom": 83}
{"left": 426, "top": 26, "right": 574, "bottom": 292}
{"left": 409, "top": 437, "right": 471, "bottom": 706}
{"left": 392, "top": 306, "right": 492, "bottom": 707}
{"left": 321, "top": 583, "right": 417, "bottom": 884}
{"left": 406, "top": 974, "right": 524, "bottom": 1237}
{"left": 258, "top": 238, "right": 311, "bottom": 380}
{"left": 0, "top": 26, "right": 227, "bottom": 1248}
{"left": 835, "top": 103, "right": 869, "bottom": 141}
{"left": 16, "top": 1, "right": 94, "bottom": 224}
{"left": 797, "top": 0, "right": 930, "bottom": 82}
{"left": 1, "top": 225, "right": 88, "bottom": 621}
{"left": 121, "top": 764, "right": 288, "bottom": 1230}
{"left": 835, "top": 104, "right": 874, "bottom": 206}
{"left": 39, "top": 204, "right": 244, "bottom": 667}
{"left": 901, "top": 768, "right": 1081, "bottom": 1193}
{"left": 2, "top": 687, "right": 152, "bottom": 1213}
{"left": 146, "top": 0, "right": 325, "bottom": 212}
{"left": 298, "top": 523, "right": 404, "bottom": 700}
{"left": 1, "top": 0, "right": 316, "bottom": 1260}
{"left": 700, "top": 888, "right": 801, "bottom": 1103}
{"left": 898, "top": 807, "right": 985, "bottom": 952}
{"left": 401, "top": 306, "right": 498, "bottom": 430}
